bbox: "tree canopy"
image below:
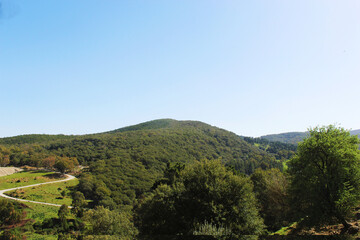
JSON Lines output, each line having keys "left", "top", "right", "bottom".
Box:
{"left": 288, "top": 125, "right": 360, "bottom": 229}
{"left": 136, "top": 160, "right": 265, "bottom": 237}
{"left": 251, "top": 168, "right": 290, "bottom": 231}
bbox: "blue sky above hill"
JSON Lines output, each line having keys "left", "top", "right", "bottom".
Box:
{"left": 0, "top": 0, "right": 360, "bottom": 137}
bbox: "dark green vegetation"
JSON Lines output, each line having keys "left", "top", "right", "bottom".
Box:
{"left": 0, "top": 199, "right": 27, "bottom": 239}
{"left": 136, "top": 160, "right": 265, "bottom": 237}
{"left": 0, "top": 134, "right": 73, "bottom": 145}
{"left": 1, "top": 120, "right": 359, "bottom": 239}
{"left": 1, "top": 119, "right": 287, "bottom": 206}
{"left": 251, "top": 168, "right": 290, "bottom": 231}
{"left": 242, "top": 137, "right": 297, "bottom": 162}
{"left": 261, "top": 132, "right": 307, "bottom": 145}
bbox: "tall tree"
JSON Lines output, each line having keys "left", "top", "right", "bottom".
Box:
{"left": 288, "top": 125, "right": 360, "bottom": 230}
{"left": 58, "top": 204, "right": 70, "bottom": 232}
{"left": 136, "top": 159, "right": 265, "bottom": 237}
{"left": 54, "top": 157, "right": 79, "bottom": 174}
{"left": 83, "top": 206, "right": 138, "bottom": 239}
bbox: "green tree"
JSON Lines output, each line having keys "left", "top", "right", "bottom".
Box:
{"left": 83, "top": 206, "right": 138, "bottom": 239}
{"left": 0, "top": 199, "right": 22, "bottom": 226}
{"left": 72, "top": 191, "right": 87, "bottom": 218}
{"left": 54, "top": 157, "right": 79, "bottom": 174}
{"left": 136, "top": 159, "right": 265, "bottom": 237}
{"left": 54, "top": 161, "right": 68, "bottom": 175}
{"left": 58, "top": 204, "right": 70, "bottom": 232}
{"left": 288, "top": 125, "right": 360, "bottom": 229}
{"left": 251, "top": 168, "right": 290, "bottom": 231}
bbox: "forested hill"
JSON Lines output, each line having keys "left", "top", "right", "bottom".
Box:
{"left": 44, "top": 119, "right": 282, "bottom": 174}
{"left": 261, "top": 132, "right": 307, "bottom": 145}
{"left": 0, "top": 134, "right": 74, "bottom": 145}
{"left": 106, "top": 118, "right": 194, "bottom": 133}
{"left": 261, "top": 129, "right": 360, "bottom": 144}
{"left": 0, "top": 119, "right": 286, "bottom": 205}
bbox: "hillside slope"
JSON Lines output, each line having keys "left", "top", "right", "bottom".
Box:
{"left": 261, "top": 132, "right": 307, "bottom": 145}
{"left": 0, "top": 134, "right": 74, "bottom": 145}
{"left": 262, "top": 129, "right": 360, "bottom": 144}
{"left": 0, "top": 119, "right": 282, "bottom": 205}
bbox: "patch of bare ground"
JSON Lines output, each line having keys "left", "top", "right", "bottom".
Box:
{"left": 0, "top": 167, "right": 22, "bottom": 177}
{"left": 289, "top": 219, "right": 360, "bottom": 236}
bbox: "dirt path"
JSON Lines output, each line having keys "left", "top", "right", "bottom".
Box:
{"left": 0, "top": 174, "right": 76, "bottom": 207}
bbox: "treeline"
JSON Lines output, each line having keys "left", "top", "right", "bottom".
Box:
{"left": 0, "top": 145, "right": 78, "bottom": 174}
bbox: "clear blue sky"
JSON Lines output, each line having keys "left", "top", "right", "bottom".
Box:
{"left": 1, "top": 0, "right": 360, "bottom": 137}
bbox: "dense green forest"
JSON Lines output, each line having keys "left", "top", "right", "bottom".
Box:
{"left": 261, "top": 132, "right": 307, "bottom": 145}
{"left": 2, "top": 120, "right": 359, "bottom": 239}
{"left": 242, "top": 137, "right": 296, "bottom": 162}
{"left": 0, "top": 119, "right": 291, "bottom": 206}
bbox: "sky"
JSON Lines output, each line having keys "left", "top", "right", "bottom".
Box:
{"left": 0, "top": 0, "right": 360, "bottom": 138}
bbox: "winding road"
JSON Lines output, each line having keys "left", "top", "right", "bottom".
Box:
{"left": 0, "top": 174, "right": 76, "bottom": 207}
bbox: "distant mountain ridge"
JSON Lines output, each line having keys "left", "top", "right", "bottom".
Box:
{"left": 261, "top": 129, "right": 360, "bottom": 144}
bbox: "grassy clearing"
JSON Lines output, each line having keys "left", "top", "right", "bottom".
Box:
{"left": 7, "top": 179, "right": 79, "bottom": 206}
{"left": 26, "top": 233, "right": 58, "bottom": 240}
{"left": 24, "top": 201, "right": 59, "bottom": 222}
{"left": 272, "top": 222, "right": 297, "bottom": 235}
{"left": 0, "top": 170, "right": 64, "bottom": 190}
{"left": 0, "top": 171, "right": 79, "bottom": 239}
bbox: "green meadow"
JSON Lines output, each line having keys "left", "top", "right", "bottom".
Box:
{"left": 0, "top": 170, "right": 65, "bottom": 190}
{"left": 6, "top": 178, "right": 79, "bottom": 206}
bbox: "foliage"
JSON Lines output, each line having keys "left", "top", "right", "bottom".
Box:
{"left": 136, "top": 159, "right": 265, "bottom": 236}
{"left": 0, "top": 229, "right": 22, "bottom": 240}
{"left": 0, "top": 119, "right": 286, "bottom": 206}
{"left": 193, "top": 220, "right": 232, "bottom": 238}
{"left": 251, "top": 168, "right": 290, "bottom": 231}
{"left": 243, "top": 137, "right": 297, "bottom": 162}
{"left": 151, "top": 162, "right": 185, "bottom": 189}
{"left": 0, "top": 199, "right": 23, "bottom": 227}
{"left": 262, "top": 130, "right": 360, "bottom": 145}
{"left": 83, "top": 206, "right": 138, "bottom": 239}
{"left": 261, "top": 132, "right": 307, "bottom": 145}
{"left": 58, "top": 204, "right": 70, "bottom": 232}
{"left": 54, "top": 157, "right": 79, "bottom": 174}
{"left": 71, "top": 191, "right": 87, "bottom": 218}
{"left": 0, "top": 146, "right": 10, "bottom": 167}
{"left": 288, "top": 125, "right": 360, "bottom": 228}
{"left": 0, "top": 134, "right": 73, "bottom": 145}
